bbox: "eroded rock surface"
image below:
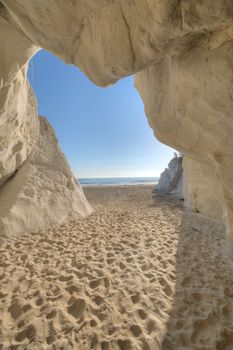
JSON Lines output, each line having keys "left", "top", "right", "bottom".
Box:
{"left": 183, "top": 157, "right": 224, "bottom": 219}
{"left": 156, "top": 155, "right": 183, "bottom": 199}
{"left": 1, "top": 1, "right": 233, "bottom": 239}
{"left": 0, "top": 5, "right": 39, "bottom": 184}
{"left": 0, "top": 3, "right": 92, "bottom": 236}
{"left": 0, "top": 116, "right": 92, "bottom": 237}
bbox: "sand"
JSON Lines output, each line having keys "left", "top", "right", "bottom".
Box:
{"left": 0, "top": 185, "right": 233, "bottom": 350}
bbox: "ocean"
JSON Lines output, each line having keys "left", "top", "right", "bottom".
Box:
{"left": 79, "top": 177, "right": 159, "bottom": 186}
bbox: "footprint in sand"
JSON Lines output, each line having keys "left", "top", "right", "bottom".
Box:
{"left": 67, "top": 297, "right": 86, "bottom": 319}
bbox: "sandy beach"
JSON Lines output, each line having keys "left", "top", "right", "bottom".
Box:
{"left": 0, "top": 185, "right": 233, "bottom": 350}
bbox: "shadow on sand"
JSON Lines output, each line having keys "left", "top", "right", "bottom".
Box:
{"left": 152, "top": 194, "right": 233, "bottom": 350}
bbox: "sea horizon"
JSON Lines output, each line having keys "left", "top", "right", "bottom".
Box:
{"left": 79, "top": 176, "right": 159, "bottom": 186}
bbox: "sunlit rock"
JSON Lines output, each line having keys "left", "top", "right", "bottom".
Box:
{"left": 156, "top": 154, "right": 183, "bottom": 199}
{"left": 0, "top": 116, "right": 92, "bottom": 237}
{"left": 0, "top": 5, "right": 39, "bottom": 185}
{"left": 135, "top": 30, "right": 233, "bottom": 239}
{"left": 0, "top": 4, "right": 91, "bottom": 237}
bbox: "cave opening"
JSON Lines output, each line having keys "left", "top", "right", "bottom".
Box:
{"left": 3, "top": 4, "right": 233, "bottom": 349}
{"left": 28, "top": 49, "right": 175, "bottom": 188}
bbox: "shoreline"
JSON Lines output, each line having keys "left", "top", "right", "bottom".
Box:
{"left": 81, "top": 183, "right": 157, "bottom": 188}
{"left": 79, "top": 177, "right": 159, "bottom": 188}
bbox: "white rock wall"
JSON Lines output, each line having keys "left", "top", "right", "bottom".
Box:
{"left": 0, "top": 6, "right": 39, "bottom": 184}
{"left": 135, "top": 35, "right": 233, "bottom": 239}
{"left": 0, "top": 5, "right": 92, "bottom": 237}
{"left": 156, "top": 156, "right": 183, "bottom": 199}
{"left": 183, "top": 157, "right": 223, "bottom": 219}
{"left": 0, "top": 116, "right": 92, "bottom": 237}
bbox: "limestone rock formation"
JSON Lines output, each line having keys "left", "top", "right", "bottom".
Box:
{"left": 0, "top": 3, "right": 92, "bottom": 237}
{"left": 0, "top": 116, "right": 92, "bottom": 237}
{"left": 134, "top": 34, "right": 233, "bottom": 239}
{"left": 0, "top": 6, "right": 39, "bottom": 185}
{"left": 1, "top": 1, "right": 233, "bottom": 239}
{"left": 183, "top": 157, "right": 223, "bottom": 219}
{"left": 156, "top": 155, "right": 183, "bottom": 199}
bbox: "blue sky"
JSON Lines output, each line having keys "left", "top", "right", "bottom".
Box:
{"left": 29, "top": 50, "right": 174, "bottom": 178}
